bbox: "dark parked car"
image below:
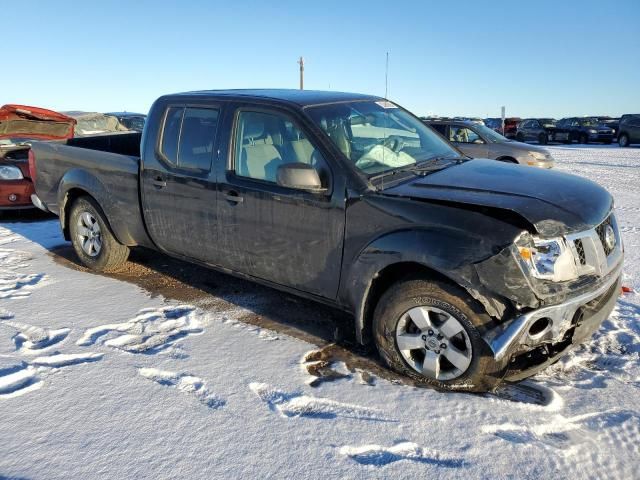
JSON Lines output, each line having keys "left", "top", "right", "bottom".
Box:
{"left": 595, "top": 117, "right": 620, "bottom": 138}
{"left": 30, "top": 89, "right": 622, "bottom": 392}
{"left": 426, "top": 119, "right": 554, "bottom": 168}
{"left": 617, "top": 114, "right": 640, "bottom": 147}
{"left": 515, "top": 118, "right": 567, "bottom": 145}
{"left": 556, "top": 117, "right": 614, "bottom": 144}
{"left": 107, "top": 112, "right": 147, "bottom": 132}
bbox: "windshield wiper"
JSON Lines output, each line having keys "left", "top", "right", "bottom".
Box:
{"left": 369, "top": 156, "right": 462, "bottom": 182}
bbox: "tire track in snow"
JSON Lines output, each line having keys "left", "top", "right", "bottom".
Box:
{"left": 2, "top": 321, "right": 70, "bottom": 354}
{"left": 482, "top": 410, "right": 640, "bottom": 479}
{"left": 76, "top": 305, "right": 205, "bottom": 354}
{"left": 138, "top": 368, "right": 225, "bottom": 409}
{"left": 249, "top": 382, "right": 392, "bottom": 421}
{"left": 338, "top": 442, "right": 466, "bottom": 467}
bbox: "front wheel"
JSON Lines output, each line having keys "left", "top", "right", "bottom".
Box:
{"left": 69, "top": 196, "right": 130, "bottom": 272}
{"left": 515, "top": 132, "right": 525, "bottom": 142}
{"left": 579, "top": 133, "right": 588, "bottom": 144}
{"left": 538, "top": 133, "right": 548, "bottom": 145}
{"left": 373, "top": 279, "right": 506, "bottom": 392}
{"left": 619, "top": 133, "right": 630, "bottom": 147}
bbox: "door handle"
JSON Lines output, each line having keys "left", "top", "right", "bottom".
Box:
{"left": 224, "top": 191, "right": 243, "bottom": 204}
{"left": 152, "top": 176, "right": 167, "bottom": 188}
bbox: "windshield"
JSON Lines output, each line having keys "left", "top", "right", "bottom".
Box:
{"left": 579, "top": 118, "right": 599, "bottom": 127}
{"left": 306, "top": 100, "right": 460, "bottom": 176}
{"left": 473, "top": 124, "right": 508, "bottom": 143}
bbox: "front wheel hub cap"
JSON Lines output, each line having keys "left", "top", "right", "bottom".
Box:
{"left": 395, "top": 305, "right": 473, "bottom": 381}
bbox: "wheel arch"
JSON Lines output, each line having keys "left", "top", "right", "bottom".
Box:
{"left": 341, "top": 226, "right": 512, "bottom": 345}
{"left": 496, "top": 156, "right": 517, "bottom": 163}
{"left": 359, "top": 261, "right": 458, "bottom": 345}
{"left": 58, "top": 169, "right": 126, "bottom": 244}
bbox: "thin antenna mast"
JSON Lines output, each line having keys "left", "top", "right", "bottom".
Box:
{"left": 298, "top": 56, "right": 304, "bottom": 90}
{"left": 384, "top": 52, "right": 389, "bottom": 99}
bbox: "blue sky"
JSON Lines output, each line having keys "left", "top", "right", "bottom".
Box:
{"left": 4, "top": 0, "right": 639, "bottom": 118}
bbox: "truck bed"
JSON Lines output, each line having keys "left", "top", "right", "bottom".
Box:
{"left": 30, "top": 131, "right": 152, "bottom": 247}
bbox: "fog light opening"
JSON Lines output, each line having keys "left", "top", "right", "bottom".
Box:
{"left": 8, "top": 194, "right": 17, "bottom": 202}
{"left": 528, "top": 317, "right": 552, "bottom": 338}
{"left": 572, "top": 308, "right": 585, "bottom": 327}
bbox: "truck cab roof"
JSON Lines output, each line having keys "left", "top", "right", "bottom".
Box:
{"left": 166, "top": 89, "right": 381, "bottom": 107}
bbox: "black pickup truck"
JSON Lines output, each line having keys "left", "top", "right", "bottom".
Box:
{"left": 30, "top": 90, "right": 623, "bottom": 392}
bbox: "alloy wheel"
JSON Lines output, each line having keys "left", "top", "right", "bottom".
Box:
{"left": 76, "top": 211, "right": 102, "bottom": 257}
{"left": 395, "top": 305, "right": 473, "bottom": 381}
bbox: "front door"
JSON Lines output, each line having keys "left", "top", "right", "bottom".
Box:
{"left": 141, "top": 105, "right": 221, "bottom": 263}
{"left": 216, "top": 106, "right": 345, "bottom": 299}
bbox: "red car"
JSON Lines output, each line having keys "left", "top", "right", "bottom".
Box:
{"left": 503, "top": 117, "right": 521, "bottom": 139}
{"left": 0, "top": 105, "right": 75, "bottom": 212}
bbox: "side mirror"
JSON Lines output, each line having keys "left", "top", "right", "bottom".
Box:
{"left": 276, "top": 163, "right": 326, "bottom": 193}
{"left": 472, "top": 138, "right": 484, "bottom": 144}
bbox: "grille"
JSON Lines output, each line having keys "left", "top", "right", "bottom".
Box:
{"left": 596, "top": 216, "right": 614, "bottom": 256}
{"left": 574, "top": 239, "right": 586, "bottom": 265}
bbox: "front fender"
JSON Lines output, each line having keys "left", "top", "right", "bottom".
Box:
{"left": 341, "top": 227, "right": 514, "bottom": 344}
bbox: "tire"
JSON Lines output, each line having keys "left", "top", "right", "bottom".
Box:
{"left": 516, "top": 132, "right": 525, "bottom": 142}
{"left": 579, "top": 133, "right": 588, "bottom": 144}
{"left": 373, "top": 279, "right": 506, "bottom": 392}
{"left": 619, "top": 133, "right": 630, "bottom": 147}
{"left": 69, "top": 196, "right": 129, "bottom": 272}
{"left": 538, "top": 133, "right": 548, "bottom": 145}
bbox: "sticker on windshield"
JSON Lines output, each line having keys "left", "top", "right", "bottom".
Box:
{"left": 376, "top": 100, "right": 397, "bottom": 109}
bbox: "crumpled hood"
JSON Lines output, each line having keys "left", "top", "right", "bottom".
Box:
{"left": 384, "top": 159, "right": 612, "bottom": 236}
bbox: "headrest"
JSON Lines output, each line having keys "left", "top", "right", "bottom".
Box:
{"left": 243, "top": 121, "right": 264, "bottom": 140}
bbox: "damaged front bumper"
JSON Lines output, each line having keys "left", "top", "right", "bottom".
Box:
{"left": 483, "top": 261, "right": 622, "bottom": 377}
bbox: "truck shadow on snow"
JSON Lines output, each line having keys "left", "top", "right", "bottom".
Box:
{"left": 47, "top": 243, "right": 411, "bottom": 387}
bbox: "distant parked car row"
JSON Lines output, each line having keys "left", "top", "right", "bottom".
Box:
{"left": 482, "top": 115, "right": 639, "bottom": 146}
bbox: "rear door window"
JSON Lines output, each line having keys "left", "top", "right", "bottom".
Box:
{"left": 178, "top": 108, "right": 219, "bottom": 171}
{"left": 159, "top": 106, "right": 219, "bottom": 172}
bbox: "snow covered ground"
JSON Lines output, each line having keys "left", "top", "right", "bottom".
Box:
{"left": 1, "top": 145, "right": 639, "bottom": 479}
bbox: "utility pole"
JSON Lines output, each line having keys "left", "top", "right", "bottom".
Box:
{"left": 298, "top": 56, "right": 304, "bottom": 90}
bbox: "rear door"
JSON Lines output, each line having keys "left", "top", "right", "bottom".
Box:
{"left": 448, "top": 124, "right": 489, "bottom": 158}
{"left": 215, "top": 104, "right": 345, "bottom": 299}
{"left": 141, "top": 104, "right": 221, "bottom": 263}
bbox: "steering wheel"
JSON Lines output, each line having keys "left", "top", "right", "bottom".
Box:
{"left": 381, "top": 135, "right": 405, "bottom": 153}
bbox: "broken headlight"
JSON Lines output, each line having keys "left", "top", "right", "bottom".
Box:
{"left": 517, "top": 236, "right": 578, "bottom": 282}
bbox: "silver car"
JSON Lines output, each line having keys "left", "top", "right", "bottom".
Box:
{"left": 426, "top": 120, "right": 555, "bottom": 168}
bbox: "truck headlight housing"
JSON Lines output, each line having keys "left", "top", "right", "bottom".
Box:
{"left": 517, "top": 236, "right": 578, "bottom": 282}
{"left": 0, "top": 165, "right": 24, "bottom": 180}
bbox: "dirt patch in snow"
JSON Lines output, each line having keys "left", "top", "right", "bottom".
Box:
{"left": 47, "top": 244, "right": 412, "bottom": 386}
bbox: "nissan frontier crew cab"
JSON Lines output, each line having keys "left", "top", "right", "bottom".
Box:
{"left": 30, "top": 90, "right": 623, "bottom": 392}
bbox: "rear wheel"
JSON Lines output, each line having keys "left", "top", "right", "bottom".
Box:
{"left": 69, "top": 196, "right": 129, "bottom": 272}
{"left": 619, "top": 133, "right": 630, "bottom": 147}
{"left": 373, "top": 279, "right": 506, "bottom": 392}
